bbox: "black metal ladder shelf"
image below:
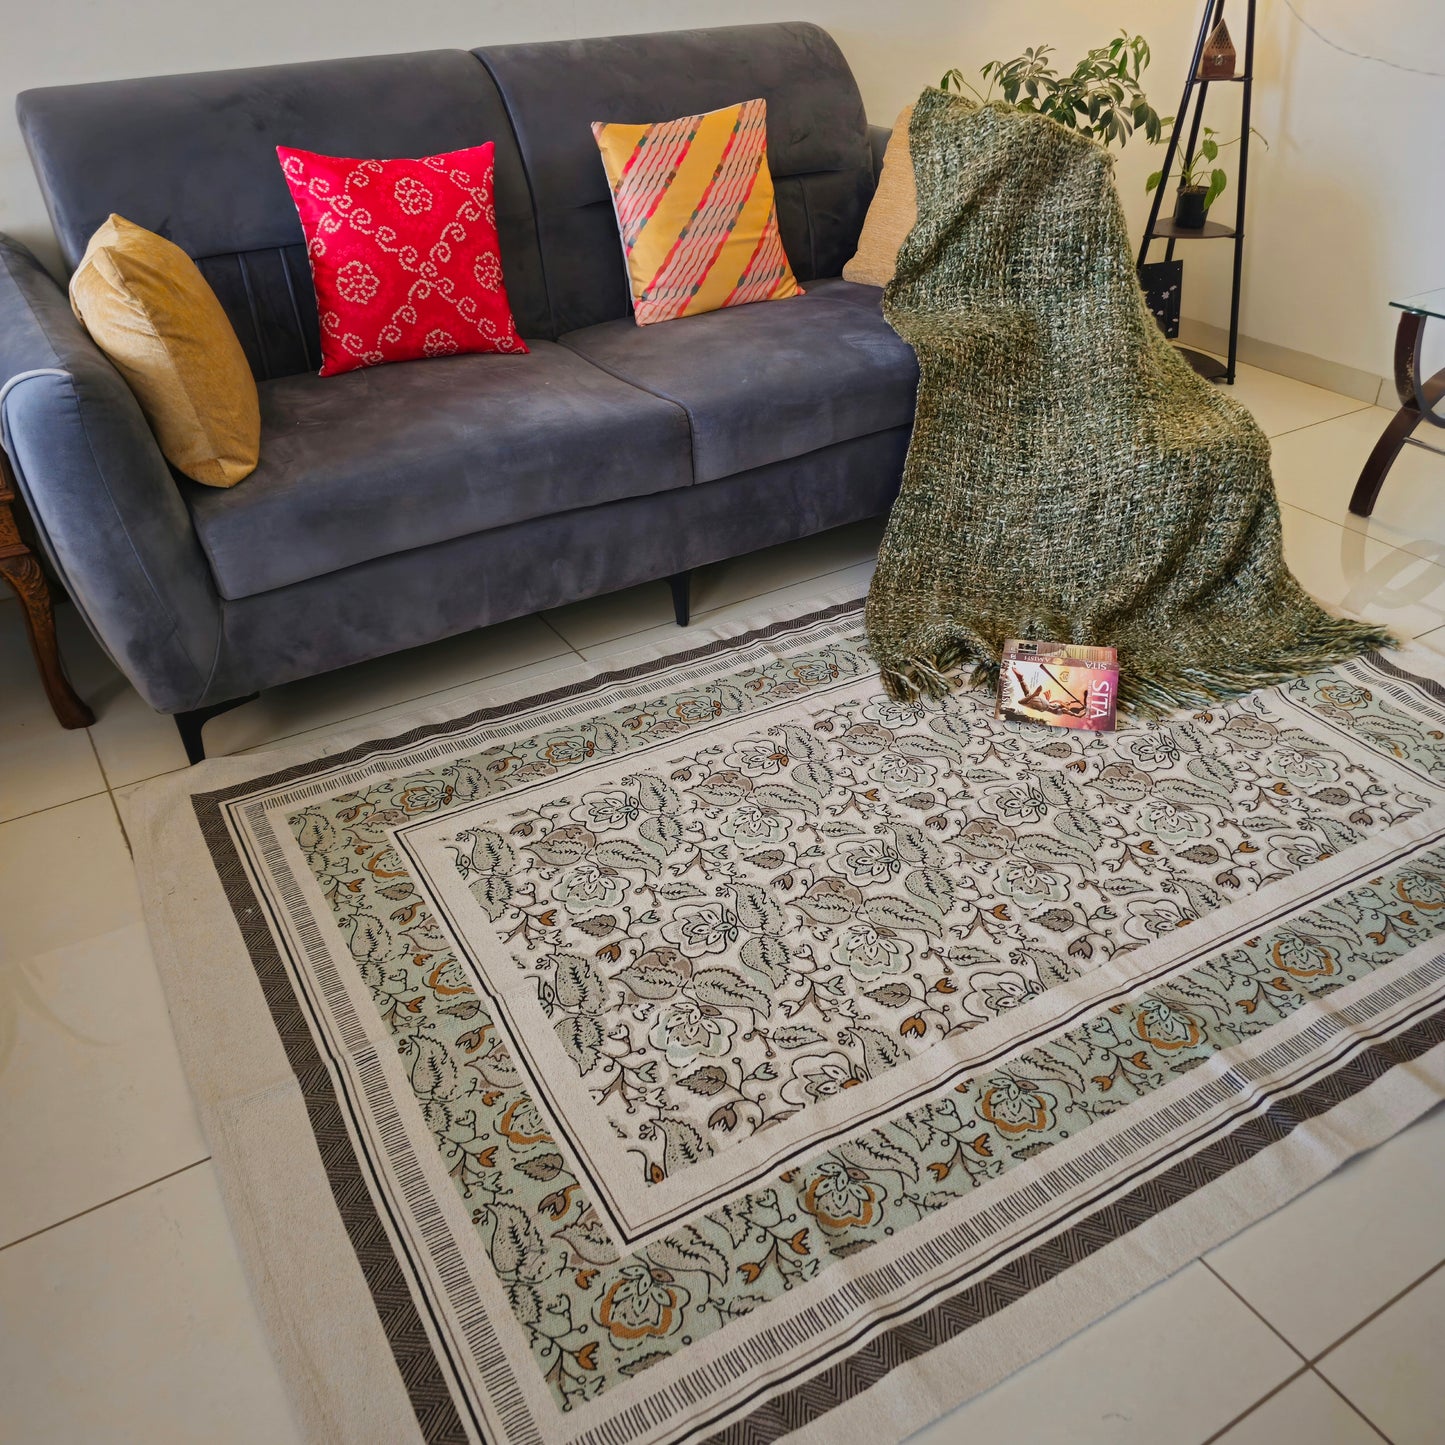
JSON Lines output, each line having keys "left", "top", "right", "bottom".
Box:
{"left": 1138, "top": 0, "right": 1257, "bottom": 384}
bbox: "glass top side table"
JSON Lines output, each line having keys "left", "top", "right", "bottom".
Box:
{"left": 1349, "top": 287, "right": 1445, "bottom": 516}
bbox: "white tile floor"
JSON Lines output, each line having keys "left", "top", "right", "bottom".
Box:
{"left": 1, "top": 360, "right": 1442, "bottom": 1443}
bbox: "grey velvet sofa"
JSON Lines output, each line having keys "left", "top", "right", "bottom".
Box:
{"left": 1, "top": 21, "right": 914, "bottom": 760}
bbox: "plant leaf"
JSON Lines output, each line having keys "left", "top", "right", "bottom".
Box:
{"left": 638, "top": 815, "right": 683, "bottom": 858}
{"left": 658, "top": 1117, "right": 708, "bottom": 1174}
{"left": 905, "top": 866, "right": 955, "bottom": 917}
{"left": 657, "top": 881, "right": 705, "bottom": 900}
{"left": 752, "top": 782, "right": 819, "bottom": 816}
{"left": 489, "top": 1202, "right": 548, "bottom": 1280}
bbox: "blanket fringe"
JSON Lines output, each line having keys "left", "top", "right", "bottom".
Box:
{"left": 877, "top": 616, "right": 1398, "bottom": 718}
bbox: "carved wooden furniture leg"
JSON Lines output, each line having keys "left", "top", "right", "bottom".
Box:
{"left": 0, "top": 450, "right": 94, "bottom": 729}
{"left": 1350, "top": 309, "right": 1445, "bottom": 518}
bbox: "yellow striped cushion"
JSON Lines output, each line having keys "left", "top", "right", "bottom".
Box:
{"left": 591, "top": 97, "right": 802, "bottom": 326}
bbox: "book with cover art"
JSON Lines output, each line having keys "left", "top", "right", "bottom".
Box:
{"left": 996, "top": 639, "right": 1118, "bottom": 731}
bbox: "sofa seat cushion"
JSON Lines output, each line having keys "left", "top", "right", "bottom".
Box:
{"left": 185, "top": 341, "right": 693, "bottom": 599}
{"left": 558, "top": 277, "right": 917, "bottom": 483}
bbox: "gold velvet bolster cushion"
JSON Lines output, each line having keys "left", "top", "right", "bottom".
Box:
{"left": 842, "top": 103, "right": 917, "bottom": 288}
{"left": 69, "top": 214, "right": 260, "bottom": 487}
{"left": 591, "top": 97, "right": 801, "bottom": 325}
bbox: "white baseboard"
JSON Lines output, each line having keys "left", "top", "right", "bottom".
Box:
{"left": 1177, "top": 318, "right": 1392, "bottom": 407}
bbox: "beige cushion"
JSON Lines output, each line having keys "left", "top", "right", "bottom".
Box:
{"left": 69, "top": 214, "right": 259, "bottom": 487}
{"left": 843, "top": 103, "right": 917, "bottom": 289}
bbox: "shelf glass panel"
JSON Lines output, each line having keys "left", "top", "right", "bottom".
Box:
{"left": 1148, "top": 218, "right": 1237, "bottom": 241}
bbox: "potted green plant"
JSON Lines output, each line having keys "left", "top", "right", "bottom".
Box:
{"left": 1147, "top": 126, "right": 1267, "bottom": 229}
{"left": 941, "top": 32, "right": 1165, "bottom": 150}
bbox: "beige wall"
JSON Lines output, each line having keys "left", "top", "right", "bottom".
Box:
{"left": 1177, "top": 0, "right": 1445, "bottom": 388}
{"left": 2, "top": 0, "right": 1438, "bottom": 382}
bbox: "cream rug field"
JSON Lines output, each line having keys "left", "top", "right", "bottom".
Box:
{"left": 127, "top": 592, "right": 1445, "bottom": 1445}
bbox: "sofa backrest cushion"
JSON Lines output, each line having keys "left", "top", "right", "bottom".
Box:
{"left": 17, "top": 51, "right": 549, "bottom": 377}
{"left": 474, "top": 22, "right": 872, "bottom": 336}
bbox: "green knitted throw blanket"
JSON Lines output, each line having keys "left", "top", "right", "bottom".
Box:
{"left": 865, "top": 88, "right": 1391, "bottom": 711}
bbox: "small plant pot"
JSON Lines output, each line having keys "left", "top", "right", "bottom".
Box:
{"left": 1173, "top": 186, "right": 1210, "bottom": 229}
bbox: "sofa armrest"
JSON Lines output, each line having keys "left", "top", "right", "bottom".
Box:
{"left": 0, "top": 233, "right": 222, "bottom": 713}
{"left": 867, "top": 123, "right": 892, "bottom": 182}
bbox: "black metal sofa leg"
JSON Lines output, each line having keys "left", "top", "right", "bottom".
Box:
{"left": 668, "top": 571, "right": 692, "bottom": 627}
{"left": 174, "top": 693, "right": 260, "bottom": 765}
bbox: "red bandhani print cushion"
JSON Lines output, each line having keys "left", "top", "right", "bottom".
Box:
{"left": 276, "top": 142, "right": 527, "bottom": 376}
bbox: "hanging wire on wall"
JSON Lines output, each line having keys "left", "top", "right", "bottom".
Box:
{"left": 1281, "top": 0, "right": 1445, "bottom": 80}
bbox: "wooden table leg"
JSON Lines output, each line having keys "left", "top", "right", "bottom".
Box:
{"left": 0, "top": 451, "right": 95, "bottom": 730}
{"left": 1350, "top": 309, "right": 1445, "bottom": 517}
{"left": 1351, "top": 405, "right": 1428, "bottom": 518}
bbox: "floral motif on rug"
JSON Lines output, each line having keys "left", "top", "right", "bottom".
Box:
{"left": 417, "top": 677, "right": 1428, "bottom": 1193}
{"left": 191, "top": 605, "right": 1445, "bottom": 1443}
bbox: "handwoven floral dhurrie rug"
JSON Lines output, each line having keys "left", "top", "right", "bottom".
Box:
{"left": 127, "top": 593, "right": 1445, "bottom": 1445}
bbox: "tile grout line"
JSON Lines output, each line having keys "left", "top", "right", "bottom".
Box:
{"left": 1263, "top": 401, "right": 1374, "bottom": 442}
{"left": 236, "top": 644, "right": 585, "bottom": 756}
{"left": 1200, "top": 1253, "right": 1443, "bottom": 1440}
{"left": 1309, "top": 1257, "right": 1445, "bottom": 1368}
{"left": 85, "top": 719, "right": 111, "bottom": 792}
{"left": 1278, "top": 490, "right": 1445, "bottom": 563}
{"left": 0, "top": 787, "right": 110, "bottom": 829}
{"left": 1310, "top": 1368, "right": 1395, "bottom": 1444}
{"left": 538, "top": 612, "right": 586, "bottom": 660}
{"left": 1199, "top": 1257, "right": 1311, "bottom": 1363}
{"left": 107, "top": 789, "right": 133, "bottom": 856}
{"left": 692, "top": 560, "right": 875, "bottom": 623}
{"left": 1196, "top": 1363, "right": 1311, "bottom": 1445}
{"left": 0, "top": 1155, "right": 211, "bottom": 1253}
{"left": 1267, "top": 398, "right": 1445, "bottom": 559}
{"left": 1193, "top": 1252, "right": 1414, "bottom": 1443}
{"left": 542, "top": 583, "right": 680, "bottom": 653}
{"left": 1271, "top": 498, "right": 1445, "bottom": 640}
{"left": 88, "top": 727, "right": 135, "bottom": 855}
